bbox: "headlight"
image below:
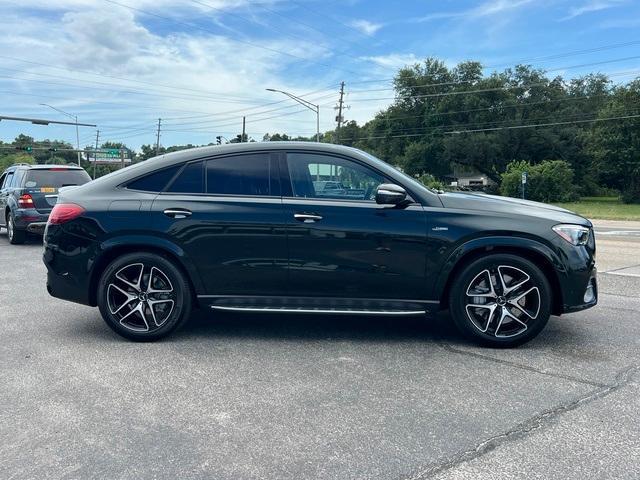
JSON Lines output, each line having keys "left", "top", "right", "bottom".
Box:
{"left": 552, "top": 224, "right": 590, "bottom": 246}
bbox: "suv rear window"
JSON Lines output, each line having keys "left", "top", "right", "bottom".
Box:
{"left": 25, "top": 169, "right": 91, "bottom": 188}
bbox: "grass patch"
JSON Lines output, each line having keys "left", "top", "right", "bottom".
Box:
{"left": 553, "top": 196, "right": 640, "bottom": 221}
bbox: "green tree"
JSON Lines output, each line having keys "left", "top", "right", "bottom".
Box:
{"left": 588, "top": 80, "right": 640, "bottom": 203}
{"left": 500, "top": 160, "right": 578, "bottom": 202}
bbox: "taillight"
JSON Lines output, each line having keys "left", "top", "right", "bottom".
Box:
{"left": 18, "top": 194, "right": 34, "bottom": 208}
{"left": 48, "top": 203, "right": 85, "bottom": 225}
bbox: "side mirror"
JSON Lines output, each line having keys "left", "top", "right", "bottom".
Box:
{"left": 375, "top": 183, "right": 407, "bottom": 206}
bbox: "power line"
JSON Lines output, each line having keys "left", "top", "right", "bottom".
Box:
{"left": 190, "top": 0, "right": 365, "bottom": 63}
{"left": 104, "top": 0, "right": 363, "bottom": 76}
{"left": 353, "top": 113, "right": 640, "bottom": 140}
{"left": 0, "top": 71, "right": 290, "bottom": 105}
{"left": 346, "top": 57, "right": 640, "bottom": 94}
{"left": 344, "top": 39, "right": 640, "bottom": 86}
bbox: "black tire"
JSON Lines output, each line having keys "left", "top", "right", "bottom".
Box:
{"left": 449, "top": 253, "right": 551, "bottom": 348}
{"left": 97, "top": 252, "right": 192, "bottom": 341}
{"left": 7, "top": 213, "right": 26, "bottom": 245}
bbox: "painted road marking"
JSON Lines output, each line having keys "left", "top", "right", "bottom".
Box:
{"left": 595, "top": 230, "right": 640, "bottom": 236}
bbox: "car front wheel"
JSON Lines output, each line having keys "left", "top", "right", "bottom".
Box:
{"left": 97, "top": 252, "right": 192, "bottom": 341}
{"left": 449, "top": 253, "right": 551, "bottom": 347}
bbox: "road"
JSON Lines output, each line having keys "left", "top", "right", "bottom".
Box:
{"left": 1, "top": 223, "right": 639, "bottom": 480}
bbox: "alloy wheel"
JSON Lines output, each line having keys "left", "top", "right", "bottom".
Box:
{"left": 106, "top": 263, "right": 176, "bottom": 333}
{"left": 7, "top": 216, "right": 13, "bottom": 241}
{"left": 464, "top": 265, "right": 541, "bottom": 338}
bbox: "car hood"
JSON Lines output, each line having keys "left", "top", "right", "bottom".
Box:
{"left": 438, "top": 192, "right": 591, "bottom": 226}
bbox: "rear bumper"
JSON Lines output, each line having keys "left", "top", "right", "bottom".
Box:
{"left": 13, "top": 209, "right": 49, "bottom": 235}
{"left": 27, "top": 222, "right": 47, "bottom": 234}
{"left": 43, "top": 225, "right": 96, "bottom": 306}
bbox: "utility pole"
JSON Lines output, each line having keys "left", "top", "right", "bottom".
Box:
{"left": 242, "top": 116, "right": 246, "bottom": 142}
{"left": 93, "top": 129, "right": 100, "bottom": 179}
{"left": 155, "top": 118, "right": 162, "bottom": 155}
{"left": 120, "top": 148, "right": 125, "bottom": 170}
{"left": 335, "top": 81, "right": 345, "bottom": 144}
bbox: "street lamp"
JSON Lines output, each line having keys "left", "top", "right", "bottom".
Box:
{"left": 39, "top": 103, "right": 81, "bottom": 164}
{"left": 265, "top": 88, "right": 320, "bottom": 142}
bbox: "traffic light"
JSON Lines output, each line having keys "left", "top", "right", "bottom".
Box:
{"left": 16, "top": 146, "right": 33, "bottom": 152}
{"left": 216, "top": 136, "right": 222, "bottom": 145}
{"left": 48, "top": 147, "right": 58, "bottom": 152}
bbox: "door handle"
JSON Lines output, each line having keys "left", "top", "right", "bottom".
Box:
{"left": 163, "top": 208, "right": 192, "bottom": 219}
{"left": 294, "top": 213, "right": 323, "bottom": 223}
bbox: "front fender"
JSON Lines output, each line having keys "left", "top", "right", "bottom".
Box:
{"left": 432, "top": 235, "right": 566, "bottom": 301}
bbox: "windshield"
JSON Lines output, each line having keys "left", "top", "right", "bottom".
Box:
{"left": 25, "top": 169, "right": 91, "bottom": 188}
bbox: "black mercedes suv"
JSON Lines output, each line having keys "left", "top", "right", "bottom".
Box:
{"left": 1, "top": 163, "right": 91, "bottom": 244}
{"left": 43, "top": 143, "right": 597, "bottom": 346}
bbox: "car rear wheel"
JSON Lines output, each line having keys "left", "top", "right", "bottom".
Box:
{"left": 449, "top": 254, "right": 551, "bottom": 347}
{"left": 97, "top": 252, "right": 192, "bottom": 341}
{"left": 7, "top": 214, "right": 26, "bottom": 245}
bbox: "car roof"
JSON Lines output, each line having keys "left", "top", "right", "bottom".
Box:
{"left": 23, "top": 164, "right": 85, "bottom": 170}
{"left": 159, "top": 141, "right": 364, "bottom": 162}
{"left": 4, "top": 163, "right": 84, "bottom": 171}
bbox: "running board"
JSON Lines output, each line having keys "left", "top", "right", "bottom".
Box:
{"left": 210, "top": 306, "right": 426, "bottom": 315}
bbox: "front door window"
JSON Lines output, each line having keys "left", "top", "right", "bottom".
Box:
{"left": 287, "top": 152, "right": 387, "bottom": 201}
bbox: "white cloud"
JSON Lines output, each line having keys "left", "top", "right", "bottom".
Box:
{"left": 0, "top": 1, "right": 343, "bottom": 146}
{"left": 562, "top": 0, "right": 628, "bottom": 20}
{"left": 415, "top": 0, "right": 536, "bottom": 22}
{"left": 349, "top": 19, "right": 383, "bottom": 36}
{"left": 359, "top": 53, "right": 420, "bottom": 69}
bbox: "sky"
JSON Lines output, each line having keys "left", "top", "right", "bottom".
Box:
{"left": 1, "top": 0, "right": 639, "bottom": 151}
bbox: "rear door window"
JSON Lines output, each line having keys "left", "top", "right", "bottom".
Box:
{"left": 13, "top": 170, "right": 26, "bottom": 188}
{"left": 25, "top": 169, "right": 91, "bottom": 188}
{"left": 206, "top": 153, "right": 273, "bottom": 196}
{"left": 4, "top": 172, "right": 15, "bottom": 188}
{"left": 167, "top": 161, "right": 204, "bottom": 193}
{"left": 127, "top": 165, "right": 180, "bottom": 192}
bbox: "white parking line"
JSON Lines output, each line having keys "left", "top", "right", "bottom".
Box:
{"left": 595, "top": 230, "right": 640, "bottom": 236}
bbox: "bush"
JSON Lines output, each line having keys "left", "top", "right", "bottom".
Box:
{"left": 417, "top": 173, "right": 446, "bottom": 191}
{"left": 500, "top": 160, "right": 578, "bottom": 203}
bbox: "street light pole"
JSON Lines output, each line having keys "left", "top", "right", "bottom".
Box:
{"left": 265, "top": 89, "right": 320, "bottom": 142}
{"left": 40, "top": 104, "right": 81, "bottom": 164}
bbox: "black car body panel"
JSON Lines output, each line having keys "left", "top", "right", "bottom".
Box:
{"left": 43, "top": 142, "right": 597, "bottom": 320}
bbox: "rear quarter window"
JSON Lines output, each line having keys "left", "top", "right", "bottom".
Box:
{"left": 25, "top": 169, "right": 91, "bottom": 188}
{"left": 126, "top": 165, "right": 181, "bottom": 192}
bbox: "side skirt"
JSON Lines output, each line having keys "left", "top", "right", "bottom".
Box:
{"left": 197, "top": 295, "right": 439, "bottom": 317}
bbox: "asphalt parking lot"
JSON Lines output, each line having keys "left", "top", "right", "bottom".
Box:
{"left": 1, "top": 223, "right": 639, "bottom": 480}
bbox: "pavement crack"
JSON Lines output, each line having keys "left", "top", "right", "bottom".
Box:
{"left": 437, "top": 342, "right": 606, "bottom": 388}
{"left": 402, "top": 363, "right": 640, "bottom": 480}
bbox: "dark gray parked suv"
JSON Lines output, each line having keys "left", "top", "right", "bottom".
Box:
{"left": 0, "top": 163, "right": 91, "bottom": 244}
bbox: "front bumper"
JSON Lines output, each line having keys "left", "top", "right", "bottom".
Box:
{"left": 563, "top": 266, "right": 598, "bottom": 313}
